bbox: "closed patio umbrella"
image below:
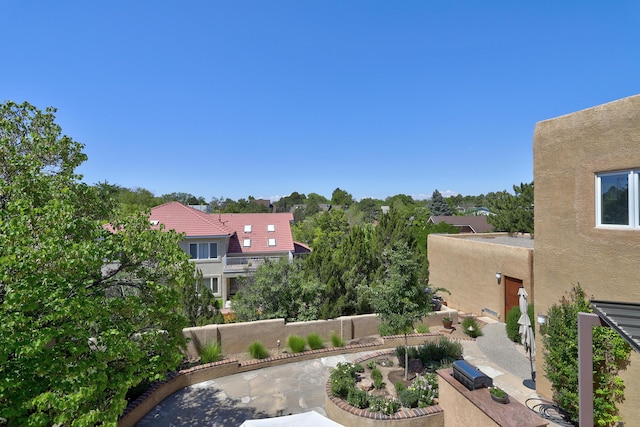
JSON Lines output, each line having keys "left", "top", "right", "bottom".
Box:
{"left": 517, "top": 286, "right": 536, "bottom": 388}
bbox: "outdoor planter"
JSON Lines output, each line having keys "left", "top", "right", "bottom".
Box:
{"left": 442, "top": 317, "right": 453, "bottom": 329}
{"left": 489, "top": 387, "right": 509, "bottom": 404}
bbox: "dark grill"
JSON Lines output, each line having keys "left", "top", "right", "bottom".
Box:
{"left": 452, "top": 360, "right": 493, "bottom": 390}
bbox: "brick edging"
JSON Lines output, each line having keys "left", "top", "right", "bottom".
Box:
{"left": 325, "top": 349, "right": 444, "bottom": 421}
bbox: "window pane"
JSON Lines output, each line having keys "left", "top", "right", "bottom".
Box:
{"left": 211, "top": 278, "right": 219, "bottom": 294}
{"left": 199, "top": 243, "right": 209, "bottom": 259}
{"left": 601, "top": 173, "right": 629, "bottom": 225}
{"left": 189, "top": 244, "right": 198, "bottom": 259}
{"left": 210, "top": 243, "right": 218, "bottom": 258}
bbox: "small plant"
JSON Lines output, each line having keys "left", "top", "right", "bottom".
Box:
{"left": 409, "top": 373, "right": 438, "bottom": 407}
{"left": 368, "top": 395, "right": 384, "bottom": 412}
{"left": 443, "top": 316, "right": 452, "bottom": 322}
{"left": 395, "top": 345, "right": 418, "bottom": 368}
{"left": 394, "top": 380, "right": 406, "bottom": 393}
{"left": 248, "top": 341, "right": 269, "bottom": 359}
{"left": 371, "top": 368, "right": 384, "bottom": 389}
{"left": 380, "top": 397, "right": 400, "bottom": 415}
{"left": 462, "top": 316, "right": 483, "bottom": 338}
{"left": 330, "top": 331, "right": 345, "bottom": 347}
{"left": 287, "top": 334, "right": 306, "bottom": 353}
{"left": 307, "top": 333, "right": 324, "bottom": 350}
{"left": 415, "top": 324, "right": 430, "bottom": 334}
{"left": 489, "top": 386, "right": 507, "bottom": 399}
{"left": 330, "top": 376, "right": 354, "bottom": 399}
{"left": 199, "top": 342, "right": 223, "bottom": 363}
{"left": 399, "top": 388, "right": 419, "bottom": 408}
{"left": 367, "top": 360, "right": 376, "bottom": 370}
{"left": 347, "top": 387, "right": 369, "bottom": 409}
{"left": 353, "top": 363, "right": 364, "bottom": 373}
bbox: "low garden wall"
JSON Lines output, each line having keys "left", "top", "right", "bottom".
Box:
{"left": 324, "top": 351, "right": 444, "bottom": 427}
{"left": 118, "top": 332, "right": 450, "bottom": 427}
{"left": 182, "top": 309, "right": 457, "bottom": 357}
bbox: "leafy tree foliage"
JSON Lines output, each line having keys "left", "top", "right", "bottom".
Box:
{"left": 486, "top": 182, "right": 534, "bottom": 235}
{"left": 542, "top": 285, "right": 630, "bottom": 426}
{"left": 370, "top": 242, "right": 431, "bottom": 379}
{"left": 331, "top": 187, "right": 354, "bottom": 207}
{"left": 232, "top": 258, "right": 323, "bottom": 322}
{"left": 274, "top": 191, "right": 307, "bottom": 212}
{"left": 0, "top": 101, "right": 196, "bottom": 425}
{"left": 428, "top": 189, "right": 453, "bottom": 216}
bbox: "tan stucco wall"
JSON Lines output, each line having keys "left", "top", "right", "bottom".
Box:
{"left": 182, "top": 309, "right": 458, "bottom": 356}
{"left": 428, "top": 233, "right": 534, "bottom": 321}
{"left": 533, "top": 94, "right": 640, "bottom": 422}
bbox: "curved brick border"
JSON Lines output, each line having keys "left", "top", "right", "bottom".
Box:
{"left": 324, "top": 350, "right": 444, "bottom": 427}
{"left": 118, "top": 332, "right": 467, "bottom": 427}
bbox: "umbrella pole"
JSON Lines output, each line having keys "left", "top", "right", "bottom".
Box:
{"left": 523, "top": 344, "right": 536, "bottom": 389}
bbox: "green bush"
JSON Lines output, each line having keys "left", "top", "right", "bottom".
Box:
{"left": 368, "top": 395, "right": 384, "bottom": 412}
{"left": 330, "top": 331, "right": 345, "bottom": 347}
{"left": 542, "top": 285, "right": 630, "bottom": 426}
{"left": 371, "top": 368, "right": 384, "bottom": 389}
{"left": 354, "top": 363, "right": 364, "bottom": 373}
{"left": 347, "top": 387, "right": 369, "bottom": 409}
{"left": 199, "top": 342, "right": 223, "bottom": 363}
{"left": 307, "top": 333, "right": 324, "bottom": 350}
{"left": 330, "top": 376, "right": 354, "bottom": 399}
{"left": 462, "top": 317, "right": 483, "bottom": 338}
{"left": 367, "top": 360, "right": 376, "bottom": 370}
{"left": 248, "top": 341, "right": 269, "bottom": 359}
{"left": 415, "top": 324, "right": 430, "bottom": 334}
{"left": 380, "top": 397, "right": 399, "bottom": 415}
{"left": 287, "top": 334, "right": 306, "bottom": 353}
{"left": 395, "top": 346, "right": 418, "bottom": 368}
{"left": 416, "top": 337, "right": 462, "bottom": 370}
{"left": 394, "top": 381, "right": 406, "bottom": 393}
{"left": 506, "top": 305, "right": 522, "bottom": 342}
{"left": 399, "top": 388, "right": 419, "bottom": 408}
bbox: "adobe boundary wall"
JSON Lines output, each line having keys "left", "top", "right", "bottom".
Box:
{"left": 118, "top": 330, "right": 459, "bottom": 427}
{"left": 183, "top": 308, "right": 458, "bottom": 357}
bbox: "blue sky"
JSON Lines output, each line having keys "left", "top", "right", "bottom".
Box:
{"left": 2, "top": 2, "right": 639, "bottom": 202}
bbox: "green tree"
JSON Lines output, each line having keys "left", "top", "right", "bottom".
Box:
{"left": 0, "top": 101, "right": 196, "bottom": 425}
{"left": 331, "top": 187, "right": 354, "bottom": 207}
{"left": 542, "top": 285, "right": 630, "bottom": 426}
{"left": 370, "top": 242, "right": 430, "bottom": 379}
{"left": 428, "top": 189, "right": 453, "bottom": 216}
{"left": 232, "top": 258, "right": 322, "bottom": 322}
{"left": 487, "top": 182, "right": 534, "bottom": 235}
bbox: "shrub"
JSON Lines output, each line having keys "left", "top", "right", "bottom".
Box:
{"left": 307, "top": 333, "right": 324, "bottom": 350}
{"left": 415, "top": 324, "right": 430, "bottom": 334}
{"left": 371, "top": 368, "right": 384, "bottom": 389}
{"left": 330, "top": 331, "right": 345, "bottom": 347}
{"left": 506, "top": 305, "right": 522, "bottom": 342}
{"left": 347, "top": 387, "right": 369, "bottom": 409}
{"left": 367, "top": 360, "right": 376, "bottom": 370}
{"left": 368, "top": 395, "right": 385, "bottom": 412}
{"left": 199, "top": 342, "right": 223, "bottom": 363}
{"left": 330, "top": 362, "right": 359, "bottom": 381}
{"left": 380, "top": 397, "right": 400, "bottom": 415}
{"left": 462, "top": 317, "right": 483, "bottom": 338}
{"left": 399, "top": 388, "right": 419, "bottom": 408}
{"left": 542, "top": 285, "right": 630, "bottom": 426}
{"left": 409, "top": 373, "right": 438, "bottom": 407}
{"left": 248, "top": 341, "right": 269, "bottom": 359}
{"left": 287, "top": 334, "right": 306, "bottom": 353}
{"left": 395, "top": 346, "right": 418, "bottom": 368}
{"left": 353, "top": 363, "right": 364, "bottom": 373}
{"left": 394, "top": 381, "right": 406, "bottom": 393}
{"left": 416, "top": 337, "right": 462, "bottom": 371}
{"left": 330, "top": 376, "right": 354, "bottom": 399}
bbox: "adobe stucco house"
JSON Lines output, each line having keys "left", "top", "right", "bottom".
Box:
{"left": 150, "top": 202, "right": 297, "bottom": 302}
{"left": 428, "top": 233, "right": 534, "bottom": 321}
{"left": 533, "top": 94, "right": 640, "bottom": 422}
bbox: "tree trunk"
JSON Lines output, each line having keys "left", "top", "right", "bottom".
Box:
{"left": 404, "top": 333, "right": 409, "bottom": 380}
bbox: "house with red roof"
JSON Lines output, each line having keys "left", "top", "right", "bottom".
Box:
{"left": 149, "top": 202, "right": 298, "bottom": 303}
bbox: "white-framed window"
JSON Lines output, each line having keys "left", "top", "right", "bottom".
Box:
{"left": 189, "top": 242, "right": 219, "bottom": 259}
{"left": 596, "top": 170, "right": 640, "bottom": 228}
{"left": 196, "top": 277, "right": 220, "bottom": 295}
{"left": 268, "top": 238, "right": 276, "bottom": 246}
{"left": 243, "top": 238, "right": 251, "bottom": 247}
{"left": 244, "top": 224, "right": 252, "bottom": 233}
{"left": 267, "top": 224, "right": 275, "bottom": 232}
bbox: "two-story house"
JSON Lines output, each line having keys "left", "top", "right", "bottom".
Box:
{"left": 149, "top": 202, "right": 297, "bottom": 303}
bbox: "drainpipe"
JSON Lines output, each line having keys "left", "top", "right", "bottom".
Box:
{"left": 578, "top": 312, "right": 605, "bottom": 427}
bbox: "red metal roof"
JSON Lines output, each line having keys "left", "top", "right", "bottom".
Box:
{"left": 149, "top": 202, "right": 234, "bottom": 237}
{"left": 219, "top": 212, "right": 295, "bottom": 254}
